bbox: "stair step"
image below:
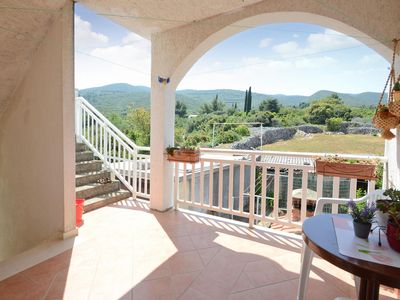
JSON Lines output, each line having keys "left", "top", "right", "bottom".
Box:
{"left": 83, "top": 190, "right": 131, "bottom": 213}
{"left": 76, "top": 151, "right": 94, "bottom": 163}
{"left": 75, "top": 170, "right": 111, "bottom": 187}
{"left": 76, "top": 181, "right": 120, "bottom": 199}
{"left": 76, "top": 143, "right": 87, "bottom": 152}
{"left": 76, "top": 160, "right": 102, "bottom": 174}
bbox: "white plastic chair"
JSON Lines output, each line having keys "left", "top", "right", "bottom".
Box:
{"left": 297, "top": 189, "right": 387, "bottom": 300}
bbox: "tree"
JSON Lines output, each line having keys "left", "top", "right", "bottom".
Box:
{"left": 126, "top": 107, "right": 151, "bottom": 146}
{"left": 259, "top": 98, "right": 280, "bottom": 113}
{"left": 307, "top": 95, "right": 352, "bottom": 124}
{"left": 199, "top": 94, "right": 225, "bottom": 114}
{"left": 244, "top": 86, "right": 252, "bottom": 114}
{"left": 175, "top": 100, "right": 187, "bottom": 118}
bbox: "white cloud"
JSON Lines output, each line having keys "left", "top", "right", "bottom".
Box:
{"left": 75, "top": 32, "right": 151, "bottom": 89}
{"left": 259, "top": 38, "right": 273, "bottom": 48}
{"left": 75, "top": 15, "right": 109, "bottom": 50}
{"left": 272, "top": 29, "right": 360, "bottom": 58}
{"left": 293, "top": 34, "right": 299, "bottom": 38}
{"left": 272, "top": 41, "right": 300, "bottom": 56}
{"left": 358, "top": 54, "right": 385, "bottom": 65}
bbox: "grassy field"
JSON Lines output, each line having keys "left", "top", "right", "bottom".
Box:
{"left": 260, "top": 134, "right": 384, "bottom": 155}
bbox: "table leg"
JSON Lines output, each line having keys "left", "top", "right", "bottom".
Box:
{"left": 359, "top": 278, "right": 380, "bottom": 300}
{"left": 297, "top": 241, "right": 313, "bottom": 300}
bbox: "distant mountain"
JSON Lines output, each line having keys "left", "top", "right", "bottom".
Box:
{"left": 78, "top": 83, "right": 383, "bottom": 115}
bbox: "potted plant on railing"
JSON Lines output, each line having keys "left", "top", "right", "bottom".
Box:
{"left": 347, "top": 200, "right": 376, "bottom": 239}
{"left": 376, "top": 189, "right": 400, "bottom": 252}
{"left": 166, "top": 143, "right": 200, "bottom": 163}
{"left": 393, "top": 80, "right": 400, "bottom": 102}
{"left": 315, "top": 155, "right": 377, "bottom": 180}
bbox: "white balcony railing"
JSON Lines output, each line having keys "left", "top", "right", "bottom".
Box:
{"left": 173, "top": 148, "right": 387, "bottom": 227}
{"left": 75, "top": 97, "right": 151, "bottom": 199}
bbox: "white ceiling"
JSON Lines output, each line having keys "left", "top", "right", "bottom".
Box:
{"left": 79, "top": 0, "right": 263, "bottom": 38}
{"left": 0, "top": 0, "right": 67, "bottom": 113}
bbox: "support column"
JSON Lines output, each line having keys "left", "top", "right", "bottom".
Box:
{"left": 150, "top": 81, "right": 176, "bottom": 211}
{"left": 62, "top": 1, "right": 77, "bottom": 238}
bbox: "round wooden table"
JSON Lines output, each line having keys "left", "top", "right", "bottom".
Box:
{"left": 301, "top": 214, "right": 400, "bottom": 300}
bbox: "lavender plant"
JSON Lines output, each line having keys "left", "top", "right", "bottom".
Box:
{"left": 348, "top": 200, "right": 376, "bottom": 224}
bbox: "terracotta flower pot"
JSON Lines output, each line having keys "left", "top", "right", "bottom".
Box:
{"left": 315, "top": 160, "right": 376, "bottom": 180}
{"left": 167, "top": 149, "right": 200, "bottom": 163}
{"left": 353, "top": 220, "right": 372, "bottom": 239}
{"left": 387, "top": 222, "right": 400, "bottom": 253}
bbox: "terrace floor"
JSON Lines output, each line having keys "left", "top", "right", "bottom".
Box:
{"left": 0, "top": 199, "right": 398, "bottom": 300}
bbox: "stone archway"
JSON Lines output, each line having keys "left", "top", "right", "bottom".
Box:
{"left": 149, "top": 1, "right": 400, "bottom": 211}
{"left": 172, "top": 11, "right": 393, "bottom": 88}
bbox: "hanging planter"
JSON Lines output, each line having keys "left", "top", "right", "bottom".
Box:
{"left": 315, "top": 156, "right": 377, "bottom": 180}
{"left": 389, "top": 80, "right": 400, "bottom": 116}
{"left": 166, "top": 146, "right": 200, "bottom": 163}
{"left": 373, "top": 39, "right": 400, "bottom": 139}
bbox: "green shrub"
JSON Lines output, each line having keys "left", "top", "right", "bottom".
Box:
{"left": 326, "top": 117, "right": 343, "bottom": 132}
{"left": 216, "top": 130, "right": 240, "bottom": 144}
{"left": 234, "top": 125, "right": 250, "bottom": 137}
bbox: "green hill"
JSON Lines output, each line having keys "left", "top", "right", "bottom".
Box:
{"left": 79, "top": 83, "right": 383, "bottom": 116}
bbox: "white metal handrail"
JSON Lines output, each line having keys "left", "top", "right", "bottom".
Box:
{"left": 75, "top": 97, "right": 150, "bottom": 199}
{"left": 173, "top": 149, "right": 386, "bottom": 228}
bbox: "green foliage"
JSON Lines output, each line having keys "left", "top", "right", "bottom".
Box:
{"left": 216, "top": 130, "right": 241, "bottom": 144}
{"left": 394, "top": 81, "right": 400, "bottom": 91}
{"left": 126, "top": 107, "right": 150, "bottom": 146}
{"left": 234, "top": 125, "right": 250, "bottom": 137}
{"left": 185, "top": 131, "right": 209, "bottom": 147}
{"left": 307, "top": 94, "right": 353, "bottom": 124}
{"left": 199, "top": 94, "right": 225, "bottom": 114}
{"left": 326, "top": 117, "right": 343, "bottom": 132}
{"left": 356, "top": 188, "right": 367, "bottom": 198}
{"left": 276, "top": 107, "right": 306, "bottom": 127}
{"left": 259, "top": 98, "right": 280, "bottom": 113}
{"left": 244, "top": 87, "right": 252, "bottom": 114}
{"left": 175, "top": 100, "right": 187, "bottom": 118}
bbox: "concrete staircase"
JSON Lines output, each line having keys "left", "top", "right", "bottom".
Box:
{"left": 75, "top": 142, "right": 131, "bottom": 212}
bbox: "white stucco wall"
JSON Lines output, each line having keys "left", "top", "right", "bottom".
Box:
{"left": 150, "top": 0, "right": 400, "bottom": 210}
{"left": 0, "top": 3, "right": 75, "bottom": 262}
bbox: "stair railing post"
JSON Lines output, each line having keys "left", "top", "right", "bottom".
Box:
{"left": 75, "top": 97, "right": 82, "bottom": 142}
{"left": 132, "top": 148, "right": 138, "bottom": 198}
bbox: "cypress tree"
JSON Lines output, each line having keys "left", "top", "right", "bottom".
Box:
{"left": 248, "top": 86, "right": 252, "bottom": 112}
{"left": 244, "top": 90, "right": 248, "bottom": 112}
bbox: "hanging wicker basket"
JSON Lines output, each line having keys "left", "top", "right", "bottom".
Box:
{"left": 393, "top": 91, "right": 400, "bottom": 102}
{"left": 389, "top": 101, "right": 400, "bottom": 117}
{"left": 373, "top": 39, "right": 400, "bottom": 139}
{"left": 372, "top": 106, "right": 399, "bottom": 129}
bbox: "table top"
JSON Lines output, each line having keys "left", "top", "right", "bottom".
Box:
{"left": 302, "top": 214, "right": 400, "bottom": 288}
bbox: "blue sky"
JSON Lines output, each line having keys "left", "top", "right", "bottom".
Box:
{"left": 75, "top": 4, "right": 389, "bottom": 95}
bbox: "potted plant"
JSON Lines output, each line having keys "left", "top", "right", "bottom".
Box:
{"left": 315, "top": 155, "right": 377, "bottom": 180}
{"left": 166, "top": 143, "right": 200, "bottom": 163}
{"left": 393, "top": 80, "right": 400, "bottom": 102}
{"left": 376, "top": 188, "right": 400, "bottom": 252}
{"left": 347, "top": 200, "right": 376, "bottom": 239}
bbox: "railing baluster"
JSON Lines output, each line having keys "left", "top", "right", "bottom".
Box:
{"left": 350, "top": 178, "right": 357, "bottom": 199}
{"left": 191, "top": 163, "right": 196, "bottom": 204}
{"left": 218, "top": 162, "right": 223, "bottom": 210}
{"left": 174, "top": 162, "right": 179, "bottom": 209}
{"left": 367, "top": 180, "right": 376, "bottom": 194}
{"left": 273, "top": 167, "right": 279, "bottom": 220}
{"left": 144, "top": 157, "right": 148, "bottom": 195}
{"left": 332, "top": 176, "right": 340, "bottom": 214}
{"left": 287, "top": 168, "right": 294, "bottom": 223}
{"left": 228, "top": 162, "right": 234, "bottom": 212}
{"left": 301, "top": 170, "right": 308, "bottom": 222}
{"left": 138, "top": 156, "right": 143, "bottom": 195}
{"left": 209, "top": 161, "right": 214, "bottom": 208}
{"left": 200, "top": 161, "right": 205, "bottom": 206}
{"left": 249, "top": 155, "right": 256, "bottom": 228}
{"left": 261, "top": 166, "right": 267, "bottom": 224}
{"left": 183, "top": 163, "right": 187, "bottom": 202}
{"left": 239, "top": 163, "right": 244, "bottom": 213}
